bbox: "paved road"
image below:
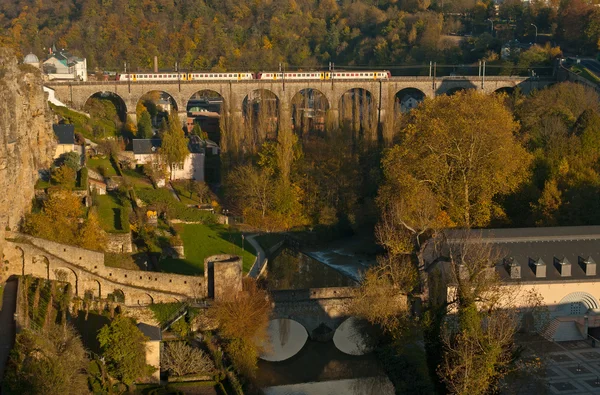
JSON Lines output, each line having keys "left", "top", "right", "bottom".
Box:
{"left": 0, "top": 280, "right": 17, "bottom": 385}
{"left": 247, "top": 234, "right": 266, "bottom": 278}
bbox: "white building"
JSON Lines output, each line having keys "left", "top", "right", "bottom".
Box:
{"left": 132, "top": 138, "right": 205, "bottom": 181}
{"left": 42, "top": 50, "right": 87, "bottom": 81}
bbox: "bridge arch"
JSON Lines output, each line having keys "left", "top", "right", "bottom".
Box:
{"left": 186, "top": 89, "right": 224, "bottom": 144}
{"left": 339, "top": 88, "right": 377, "bottom": 140}
{"left": 83, "top": 91, "right": 128, "bottom": 122}
{"left": 137, "top": 90, "right": 179, "bottom": 131}
{"left": 32, "top": 255, "right": 50, "bottom": 280}
{"left": 242, "top": 89, "right": 280, "bottom": 143}
{"left": 52, "top": 267, "right": 78, "bottom": 296}
{"left": 333, "top": 317, "right": 375, "bottom": 355}
{"left": 137, "top": 293, "right": 154, "bottom": 306}
{"left": 291, "top": 88, "right": 330, "bottom": 138}
{"left": 14, "top": 246, "right": 25, "bottom": 276}
{"left": 108, "top": 288, "right": 125, "bottom": 303}
{"left": 260, "top": 318, "right": 308, "bottom": 361}
{"left": 394, "top": 88, "right": 426, "bottom": 113}
{"left": 495, "top": 86, "right": 516, "bottom": 95}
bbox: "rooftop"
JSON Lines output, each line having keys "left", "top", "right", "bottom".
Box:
{"left": 137, "top": 323, "right": 162, "bottom": 341}
{"left": 132, "top": 139, "right": 162, "bottom": 155}
{"left": 446, "top": 227, "right": 600, "bottom": 283}
{"left": 52, "top": 124, "right": 75, "bottom": 144}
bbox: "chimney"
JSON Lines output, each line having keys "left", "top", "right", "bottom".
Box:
{"left": 580, "top": 256, "right": 597, "bottom": 276}
{"left": 531, "top": 258, "right": 546, "bottom": 278}
{"left": 154, "top": 56, "right": 158, "bottom": 73}
{"left": 504, "top": 257, "right": 521, "bottom": 279}
{"left": 556, "top": 257, "right": 571, "bottom": 277}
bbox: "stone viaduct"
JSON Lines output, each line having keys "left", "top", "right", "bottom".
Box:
{"left": 45, "top": 76, "right": 555, "bottom": 128}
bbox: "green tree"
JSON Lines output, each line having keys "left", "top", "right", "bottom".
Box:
{"left": 4, "top": 325, "right": 89, "bottom": 395}
{"left": 160, "top": 111, "right": 190, "bottom": 180}
{"left": 137, "top": 110, "right": 153, "bottom": 139}
{"left": 51, "top": 165, "right": 77, "bottom": 189}
{"left": 56, "top": 151, "right": 81, "bottom": 171}
{"left": 97, "top": 315, "right": 154, "bottom": 386}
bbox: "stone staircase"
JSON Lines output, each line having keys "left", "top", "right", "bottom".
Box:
{"left": 540, "top": 318, "right": 585, "bottom": 342}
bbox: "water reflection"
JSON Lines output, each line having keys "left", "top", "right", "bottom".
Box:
{"left": 267, "top": 248, "right": 358, "bottom": 290}
{"left": 261, "top": 319, "right": 308, "bottom": 362}
{"left": 333, "top": 317, "right": 374, "bottom": 356}
{"left": 263, "top": 377, "right": 395, "bottom": 395}
{"left": 256, "top": 338, "right": 388, "bottom": 389}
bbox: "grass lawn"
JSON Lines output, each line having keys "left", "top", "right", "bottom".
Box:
{"left": 160, "top": 223, "right": 257, "bottom": 275}
{"left": 96, "top": 193, "right": 125, "bottom": 232}
{"left": 35, "top": 179, "right": 51, "bottom": 189}
{"left": 570, "top": 65, "right": 600, "bottom": 84}
{"left": 87, "top": 157, "right": 118, "bottom": 177}
{"left": 171, "top": 180, "right": 203, "bottom": 205}
{"left": 122, "top": 167, "right": 154, "bottom": 189}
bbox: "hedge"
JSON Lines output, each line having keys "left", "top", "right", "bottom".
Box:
{"left": 119, "top": 202, "right": 131, "bottom": 232}
{"left": 78, "top": 167, "right": 88, "bottom": 190}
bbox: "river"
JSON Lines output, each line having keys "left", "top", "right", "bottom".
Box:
{"left": 257, "top": 246, "right": 394, "bottom": 394}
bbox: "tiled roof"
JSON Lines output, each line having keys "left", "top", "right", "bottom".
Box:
{"left": 137, "top": 323, "right": 162, "bottom": 341}
{"left": 132, "top": 139, "right": 161, "bottom": 154}
{"left": 445, "top": 227, "right": 600, "bottom": 283}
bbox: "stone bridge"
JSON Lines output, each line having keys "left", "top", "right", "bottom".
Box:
{"left": 45, "top": 76, "right": 555, "bottom": 127}
{"left": 270, "top": 287, "right": 357, "bottom": 340}
{"left": 1, "top": 233, "right": 208, "bottom": 306}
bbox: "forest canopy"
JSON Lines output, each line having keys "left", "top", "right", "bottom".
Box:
{"left": 0, "top": 0, "right": 594, "bottom": 71}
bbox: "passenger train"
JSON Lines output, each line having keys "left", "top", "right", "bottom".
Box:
{"left": 116, "top": 70, "right": 391, "bottom": 81}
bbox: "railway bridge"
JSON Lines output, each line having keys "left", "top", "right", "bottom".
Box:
{"left": 44, "top": 76, "right": 555, "bottom": 130}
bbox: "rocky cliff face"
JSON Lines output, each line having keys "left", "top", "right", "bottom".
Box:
{"left": 0, "top": 48, "right": 55, "bottom": 234}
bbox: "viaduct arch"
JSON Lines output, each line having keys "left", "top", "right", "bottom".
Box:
{"left": 45, "top": 76, "right": 555, "bottom": 132}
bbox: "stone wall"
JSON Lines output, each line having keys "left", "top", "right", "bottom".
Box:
{"left": 106, "top": 232, "right": 133, "bottom": 253}
{"left": 270, "top": 287, "right": 357, "bottom": 339}
{"left": 2, "top": 232, "right": 208, "bottom": 305}
{"left": 203, "top": 254, "right": 242, "bottom": 301}
{"left": 0, "top": 49, "right": 55, "bottom": 258}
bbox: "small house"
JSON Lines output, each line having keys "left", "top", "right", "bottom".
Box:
{"left": 88, "top": 178, "right": 107, "bottom": 195}
{"left": 136, "top": 323, "right": 162, "bottom": 383}
{"left": 53, "top": 124, "right": 79, "bottom": 159}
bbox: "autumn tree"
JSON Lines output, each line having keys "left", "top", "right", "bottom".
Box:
{"left": 97, "top": 315, "right": 154, "bottom": 386}
{"left": 392, "top": 90, "right": 530, "bottom": 228}
{"left": 137, "top": 110, "right": 153, "bottom": 139}
{"left": 23, "top": 189, "right": 83, "bottom": 245}
{"left": 78, "top": 208, "right": 107, "bottom": 251}
{"left": 208, "top": 278, "right": 272, "bottom": 377}
{"left": 4, "top": 325, "right": 89, "bottom": 395}
{"left": 160, "top": 111, "right": 189, "bottom": 180}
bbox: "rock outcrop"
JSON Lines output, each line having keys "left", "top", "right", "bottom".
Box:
{"left": 0, "top": 48, "right": 55, "bottom": 235}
